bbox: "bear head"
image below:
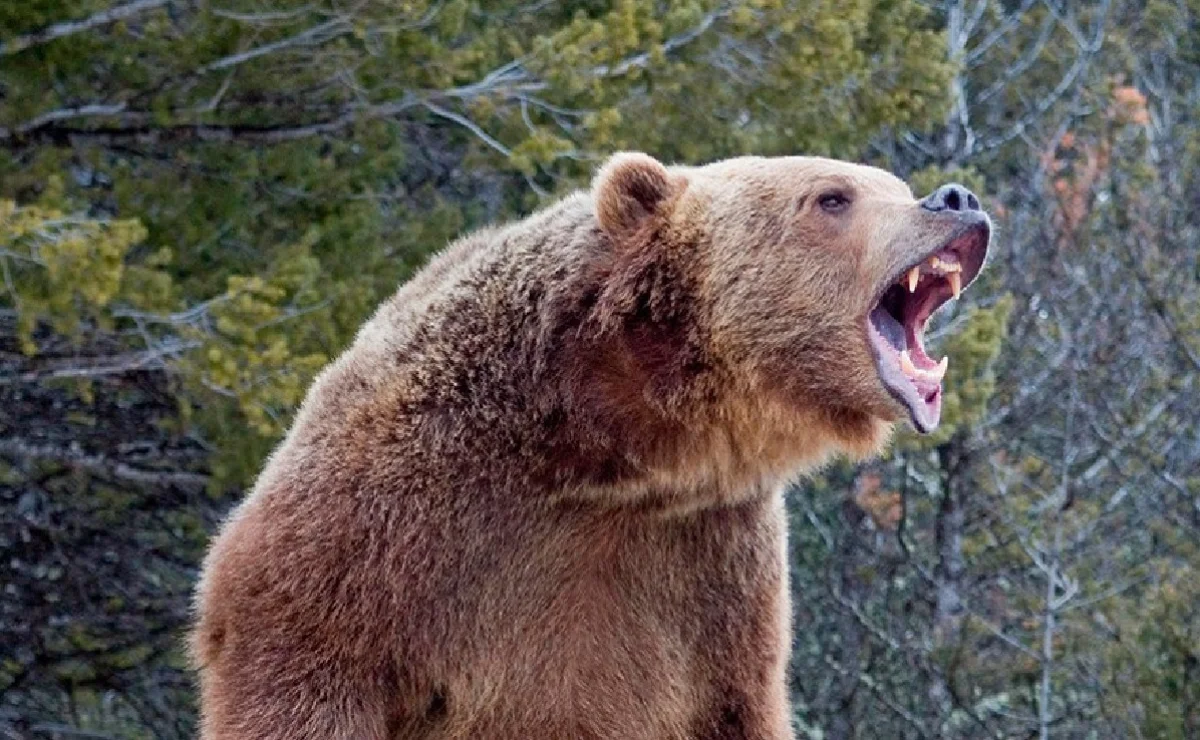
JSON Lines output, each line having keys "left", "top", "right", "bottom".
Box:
{"left": 589, "top": 152, "right": 990, "bottom": 469}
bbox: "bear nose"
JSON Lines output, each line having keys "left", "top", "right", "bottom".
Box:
{"left": 921, "top": 183, "right": 980, "bottom": 213}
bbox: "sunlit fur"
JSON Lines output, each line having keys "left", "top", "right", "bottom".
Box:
{"left": 191, "top": 152, "right": 971, "bottom": 739}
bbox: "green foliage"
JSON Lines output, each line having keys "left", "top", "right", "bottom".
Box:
{"left": 0, "top": 190, "right": 151, "bottom": 352}
{"left": 1101, "top": 568, "right": 1200, "bottom": 739}
{"left": 0, "top": 193, "right": 342, "bottom": 487}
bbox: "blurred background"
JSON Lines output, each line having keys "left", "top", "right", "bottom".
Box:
{"left": 1, "top": 0, "right": 1198, "bottom": 737}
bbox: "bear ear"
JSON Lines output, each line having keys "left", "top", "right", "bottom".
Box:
{"left": 592, "top": 152, "right": 680, "bottom": 238}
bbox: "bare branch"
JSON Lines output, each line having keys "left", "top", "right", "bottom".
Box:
{"left": 209, "top": 5, "right": 318, "bottom": 24}
{"left": 965, "top": 0, "right": 1040, "bottom": 65}
{"left": 199, "top": 18, "right": 352, "bottom": 74}
{"left": 1, "top": 5, "right": 733, "bottom": 149}
{"left": 978, "top": 0, "right": 1111, "bottom": 153}
{"left": 0, "top": 93, "right": 422, "bottom": 146}
{"left": 0, "top": 339, "right": 201, "bottom": 385}
{"left": 422, "top": 101, "right": 513, "bottom": 159}
{"left": 0, "top": 438, "right": 208, "bottom": 488}
{"left": 2, "top": 103, "right": 130, "bottom": 140}
{"left": 591, "top": 8, "right": 730, "bottom": 78}
{"left": 26, "top": 723, "right": 118, "bottom": 740}
{"left": 975, "top": 10, "right": 1057, "bottom": 105}
{"left": 820, "top": 654, "right": 933, "bottom": 738}
{"left": 0, "top": 0, "right": 171, "bottom": 57}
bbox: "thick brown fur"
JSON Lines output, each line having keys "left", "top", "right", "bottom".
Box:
{"left": 192, "top": 153, "right": 975, "bottom": 739}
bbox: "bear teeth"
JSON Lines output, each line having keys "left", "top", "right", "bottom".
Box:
{"left": 901, "top": 252, "right": 964, "bottom": 295}
{"left": 928, "top": 254, "right": 962, "bottom": 274}
{"left": 899, "top": 350, "right": 949, "bottom": 382}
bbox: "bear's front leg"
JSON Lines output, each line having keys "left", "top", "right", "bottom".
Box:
{"left": 671, "top": 493, "right": 794, "bottom": 740}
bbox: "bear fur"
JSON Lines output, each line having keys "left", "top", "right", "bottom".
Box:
{"left": 191, "top": 153, "right": 986, "bottom": 739}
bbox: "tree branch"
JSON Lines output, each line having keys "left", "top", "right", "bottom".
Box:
{"left": 0, "top": 340, "right": 201, "bottom": 385}
{"left": 0, "top": 438, "right": 208, "bottom": 488}
{"left": 199, "top": 17, "right": 352, "bottom": 74}
{"left": 0, "top": 6, "right": 731, "bottom": 149}
{"left": 0, "top": 94, "right": 421, "bottom": 146}
{"left": 0, "top": 0, "right": 171, "bottom": 57}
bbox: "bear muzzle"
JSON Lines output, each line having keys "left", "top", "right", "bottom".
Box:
{"left": 865, "top": 207, "right": 991, "bottom": 433}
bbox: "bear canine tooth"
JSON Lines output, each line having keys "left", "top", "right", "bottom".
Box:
{"left": 907, "top": 266, "right": 920, "bottom": 292}
{"left": 934, "top": 355, "right": 949, "bottom": 380}
{"left": 948, "top": 271, "right": 962, "bottom": 299}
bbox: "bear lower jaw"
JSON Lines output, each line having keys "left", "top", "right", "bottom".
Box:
{"left": 868, "top": 307, "right": 944, "bottom": 433}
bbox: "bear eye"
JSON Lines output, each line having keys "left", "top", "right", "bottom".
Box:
{"left": 818, "top": 192, "right": 851, "bottom": 214}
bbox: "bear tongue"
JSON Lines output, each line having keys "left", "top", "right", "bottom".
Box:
{"left": 868, "top": 304, "right": 946, "bottom": 381}
{"left": 903, "top": 312, "right": 946, "bottom": 375}
{"left": 900, "top": 317, "right": 948, "bottom": 387}
{"left": 868, "top": 301, "right": 947, "bottom": 434}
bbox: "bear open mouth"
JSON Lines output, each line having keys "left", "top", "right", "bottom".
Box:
{"left": 866, "top": 222, "right": 990, "bottom": 433}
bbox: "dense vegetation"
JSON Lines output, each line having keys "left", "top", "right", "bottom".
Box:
{"left": 2, "top": 0, "right": 1199, "bottom": 737}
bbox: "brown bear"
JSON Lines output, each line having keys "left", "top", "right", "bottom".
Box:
{"left": 191, "top": 153, "right": 990, "bottom": 739}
